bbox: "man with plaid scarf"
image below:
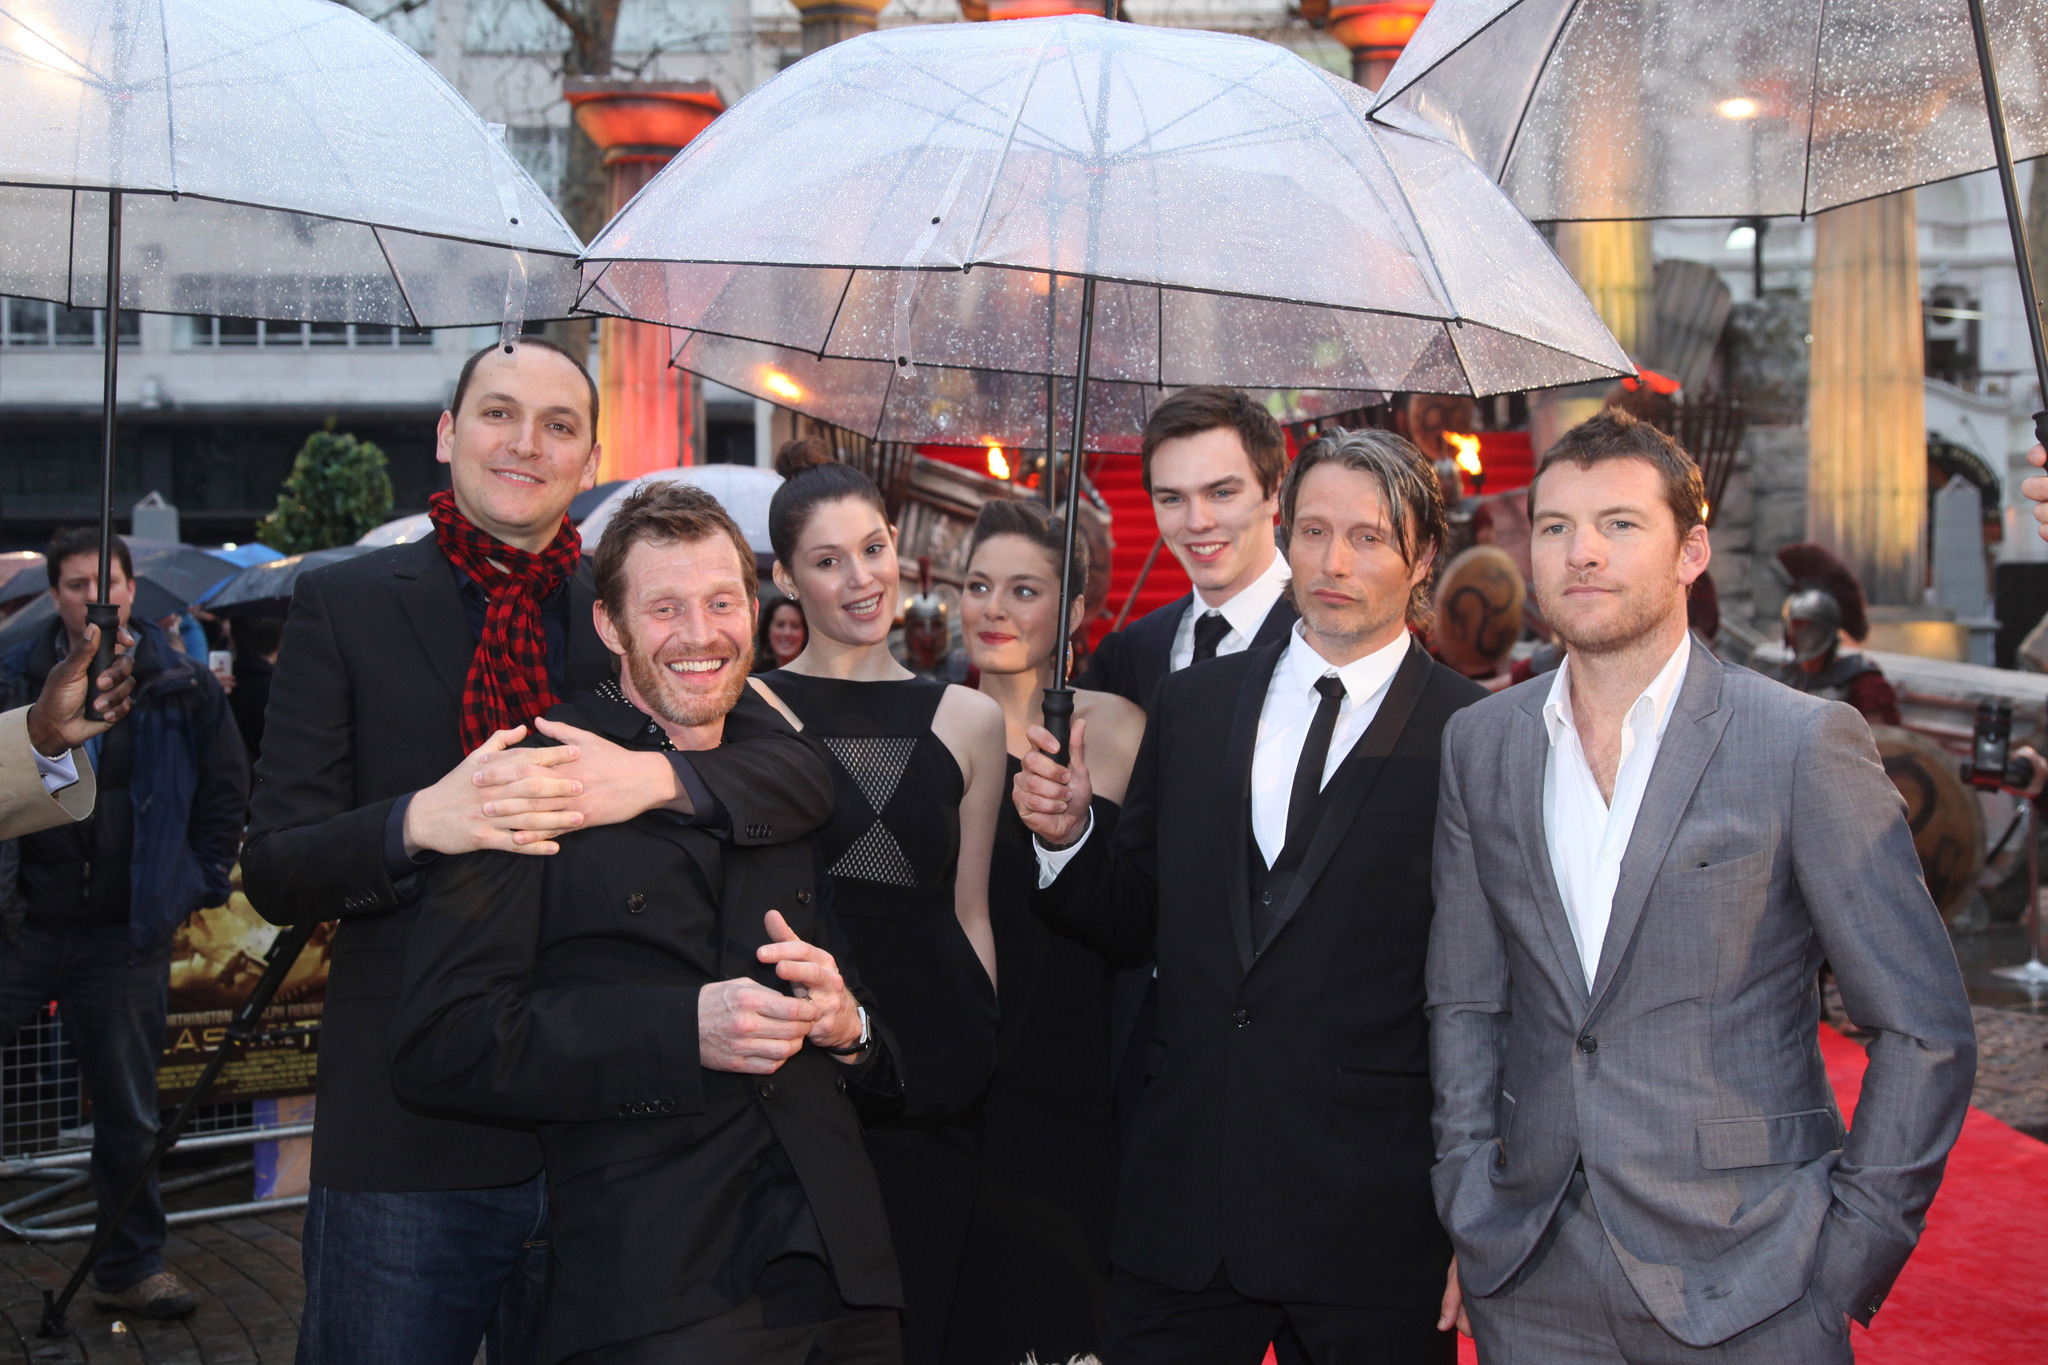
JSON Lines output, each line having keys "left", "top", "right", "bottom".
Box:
{"left": 243, "top": 338, "right": 835, "bottom": 1365}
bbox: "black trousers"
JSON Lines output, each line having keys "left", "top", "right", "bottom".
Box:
{"left": 566, "top": 1258, "right": 902, "bottom": 1365}
{"left": 1106, "top": 1265, "right": 1457, "bottom": 1365}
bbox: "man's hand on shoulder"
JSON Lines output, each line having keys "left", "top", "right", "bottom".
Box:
{"left": 26, "top": 623, "right": 136, "bottom": 756}
{"left": 530, "top": 717, "right": 685, "bottom": 826}
{"left": 403, "top": 725, "right": 588, "bottom": 857}
{"left": 698, "top": 974, "right": 820, "bottom": 1074}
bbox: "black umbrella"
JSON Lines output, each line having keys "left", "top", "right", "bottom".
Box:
{"left": 126, "top": 544, "right": 239, "bottom": 606}
{"left": 0, "top": 577, "right": 185, "bottom": 654}
{"left": 204, "top": 547, "right": 375, "bottom": 619}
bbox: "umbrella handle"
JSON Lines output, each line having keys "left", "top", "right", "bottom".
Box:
{"left": 85, "top": 603, "right": 120, "bottom": 711}
{"left": 2036, "top": 412, "right": 2046, "bottom": 452}
{"left": 1041, "top": 685, "right": 1074, "bottom": 768}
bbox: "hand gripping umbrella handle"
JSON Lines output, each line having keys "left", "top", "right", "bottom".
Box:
{"left": 1041, "top": 686, "right": 1074, "bottom": 768}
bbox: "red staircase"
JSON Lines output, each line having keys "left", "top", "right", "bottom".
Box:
{"left": 1090, "top": 453, "right": 1187, "bottom": 644}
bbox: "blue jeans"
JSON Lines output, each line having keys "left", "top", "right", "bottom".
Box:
{"left": 298, "top": 1173, "right": 549, "bottom": 1365}
{"left": 0, "top": 924, "right": 171, "bottom": 1292}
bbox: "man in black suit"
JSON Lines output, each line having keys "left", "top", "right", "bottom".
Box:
{"left": 1018, "top": 428, "right": 1483, "bottom": 1363}
{"left": 1079, "top": 386, "right": 1301, "bottom": 1155}
{"left": 391, "top": 482, "right": 901, "bottom": 1365}
{"left": 243, "top": 339, "right": 832, "bottom": 1365}
{"left": 1080, "top": 386, "right": 1298, "bottom": 709}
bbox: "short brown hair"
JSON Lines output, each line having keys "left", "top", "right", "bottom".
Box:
{"left": 1141, "top": 386, "right": 1287, "bottom": 499}
{"left": 593, "top": 481, "right": 758, "bottom": 621}
{"left": 967, "top": 497, "right": 1087, "bottom": 589}
{"left": 451, "top": 336, "right": 599, "bottom": 430}
{"left": 1279, "top": 427, "right": 1448, "bottom": 632}
{"left": 46, "top": 528, "right": 133, "bottom": 587}
{"left": 1528, "top": 410, "right": 1706, "bottom": 539}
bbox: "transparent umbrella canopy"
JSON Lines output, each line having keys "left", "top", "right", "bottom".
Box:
{"left": 0, "top": 0, "right": 583, "bottom": 677}
{"left": 1369, "top": 0, "right": 2048, "bottom": 443}
{"left": 578, "top": 13, "right": 1630, "bottom": 743}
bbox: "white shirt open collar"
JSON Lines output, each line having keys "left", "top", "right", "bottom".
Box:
{"left": 1540, "top": 633, "right": 1693, "bottom": 990}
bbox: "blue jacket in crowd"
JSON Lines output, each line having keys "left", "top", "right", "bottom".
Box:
{"left": 1, "top": 618, "right": 248, "bottom": 959}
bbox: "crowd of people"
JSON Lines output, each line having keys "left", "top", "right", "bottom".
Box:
{"left": 0, "top": 334, "right": 1994, "bottom": 1365}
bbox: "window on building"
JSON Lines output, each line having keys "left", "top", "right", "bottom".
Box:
{"left": 506, "top": 125, "right": 569, "bottom": 203}
{"left": 0, "top": 297, "right": 140, "bottom": 347}
{"left": 179, "top": 316, "right": 438, "bottom": 349}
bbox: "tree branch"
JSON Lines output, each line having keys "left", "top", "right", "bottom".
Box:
{"left": 532, "top": 0, "right": 594, "bottom": 45}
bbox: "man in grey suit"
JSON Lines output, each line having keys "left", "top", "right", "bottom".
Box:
{"left": 1429, "top": 410, "right": 1975, "bottom": 1362}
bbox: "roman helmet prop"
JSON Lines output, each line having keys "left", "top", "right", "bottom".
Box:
{"left": 902, "top": 555, "right": 951, "bottom": 673}
{"left": 1777, "top": 542, "right": 1869, "bottom": 665}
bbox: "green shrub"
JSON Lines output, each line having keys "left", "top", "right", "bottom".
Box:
{"left": 257, "top": 428, "right": 394, "bottom": 554}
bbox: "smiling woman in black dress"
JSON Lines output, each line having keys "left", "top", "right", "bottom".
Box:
{"left": 751, "top": 439, "right": 1006, "bottom": 1365}
{"left": 945, "top": 500, "right": 1145, "bottom": 1365}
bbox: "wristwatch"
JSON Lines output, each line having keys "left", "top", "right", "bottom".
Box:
{"left": 823, "top": 1005, "right": 871, "bottom": 1057}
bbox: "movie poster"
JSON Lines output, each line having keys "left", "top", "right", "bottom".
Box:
{"left": 157, "top": 865, "right": 332, "bottom": 1105}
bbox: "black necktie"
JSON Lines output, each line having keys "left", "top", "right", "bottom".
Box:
{"left": 1191, "top": 610, "right": 1230, "bottom": 664}
{"left": 1286, "top": 675, "right": 1348, "bottom": 852}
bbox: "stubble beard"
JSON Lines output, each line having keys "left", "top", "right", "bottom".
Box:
{"left": 1537, "top": 575, "right": 1681, "bottom": 658}
{"left": 622, "top": 627, "right": 752, "bottom": 730}
{"left": 1292, "top": 577, "right": 1406, "bottom": 658}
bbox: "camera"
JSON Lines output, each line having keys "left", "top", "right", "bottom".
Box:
{"left": 1966, "top": 699, "right": 2039, "bottom": 793}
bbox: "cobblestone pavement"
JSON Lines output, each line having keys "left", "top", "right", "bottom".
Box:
{"left": 0, "top": 1197, "right": 302, "bottom": 1365}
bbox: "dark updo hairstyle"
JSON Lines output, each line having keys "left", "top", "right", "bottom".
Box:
{"left": 967, "top": 497, "right": 1088, "bottom": 593}
{"left": 768, "top": 436, "right": 890, "bottom": 566}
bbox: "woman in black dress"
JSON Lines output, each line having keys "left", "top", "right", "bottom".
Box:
{"left": 753, "top": 439, "right": 1006, "bottom": 1365}
{"left": 945, "top": 500, "right": 1145, "bottom": 1365}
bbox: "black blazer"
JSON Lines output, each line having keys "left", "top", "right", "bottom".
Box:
{"left": 1080, "top": 589, "right": 1298, "bottom": 711}
{"left": 1037, "top": 639, "right": 1485, "bottom": 1309}
{"left": 242, "top": 538, "right": 835, "bottom": 1191}
{"left": 389, "top": 691, "right": 903, "bottom": 1363}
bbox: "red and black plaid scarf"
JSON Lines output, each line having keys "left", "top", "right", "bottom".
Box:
{"left": 428, "top": 489, "right": 582, "bottom": 752}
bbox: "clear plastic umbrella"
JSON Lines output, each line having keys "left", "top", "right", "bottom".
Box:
{"left": 577, "top": 15, "right": 1630, "bottom": 752}
{"left": 0, "top": 0, "right": 583, "bottom": 676}
{"left": 1370, "top": 0, "right": 2048, "bottom": 444}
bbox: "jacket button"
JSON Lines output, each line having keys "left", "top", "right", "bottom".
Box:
{"left": 796, "top": 888, "right": 813, "bottom": 905}
{"left": 626, "top": 893, "right": 646, "bottom": 914}
{"left": 759, "top": 1082, "right": 776, "bottom": 1100}
{"left": 1260, "top": 892, "right": 1273, "bottom": 905}
{"left": 616, "top": 1101, "right": 630, "bottom": 1116}
{"left": 1233, "top": 1009, "right": 1250, "bottom": 1027}
{"left": 1578, "top": 1035, "right": 1598, "bottom": 1054}
{"left": 659, "top": 1099, "right": 674, "bottom": 1113}
{"left": 835, "top": 1075, "right": 847, "bottom": 1094}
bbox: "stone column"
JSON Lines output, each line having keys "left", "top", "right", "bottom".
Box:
{"left": 1528, "top": 220, "right": 1656, "bottom": 454}
{"left": 1806, "top": 189, "right": 1925, "bottom": 606}
{"left": 1326, "top": 1, "right": 1431, "bottom": 91}
{"left": 791, "top": 0, "right": 889, "bottom": 55}
{"left": 565, "top": 80, "right": 725, "bottom": 484}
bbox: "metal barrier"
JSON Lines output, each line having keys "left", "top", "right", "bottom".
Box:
{"left": 0, "top": 1123, "right": 313, "bottom": 1240}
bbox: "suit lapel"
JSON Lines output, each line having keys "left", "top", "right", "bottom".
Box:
{"left": 1254, "top": 640, "right": 1430, "bottom": 960}
{"left": 395, "top": 544, "right": 478, "bottom": 712}
{"left": 1136, "top": 594, "right": 1189, "bottom": 706}
{"left": 1250, "top": 592, "right": 1299, "bottom": 649}
{"left": 1220, "top": 643, "right": 1283, "bottom": 973}
{"left": 1506, "top": 683, "right": 1591, "bottom": 1007}
{"left": 566, "top": 568, "right": 610, "bottom": 691}
{"left": 1587, "top": 640, "right": 1730, "bottom": 1012}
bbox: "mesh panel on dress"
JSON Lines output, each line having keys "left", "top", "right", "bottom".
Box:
{"left": 830, "top": 820, "right": 920, "bottom": 887}
{"left": 823, "top": 736, "right": 918, "bottom": 814}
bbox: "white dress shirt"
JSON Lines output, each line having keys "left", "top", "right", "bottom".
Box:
{"left": 1166, "top": 549, "right": 1291, "bottom": 673}
{"left": 1038, "top": 622, "right": 1412, "bottom": 884}
{"left": 34, "top": 745, "right": 79, "bottom": 795}
{"left": 1541, "top": 635, "right": 1691, "bottom": 990}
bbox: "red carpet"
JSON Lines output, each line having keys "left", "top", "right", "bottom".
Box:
{"left": 1436, "top": 1027, "right": 2048, "bottom": 1363}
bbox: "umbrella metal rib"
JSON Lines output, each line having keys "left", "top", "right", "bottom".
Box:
{"left": 1965, "top": 0, "right": 2048, "bottom": 446}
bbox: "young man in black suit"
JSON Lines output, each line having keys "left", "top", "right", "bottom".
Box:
{"left": 1018, "top": 428, "right": 1484, "bottom": 1363}
{"left": 1079, "top": 386, "right": 1298, "bottom": 709}
{"left": 391, "top": 483, "right": 902, "bottom": 1365}
{"left": 243, "top": 339, "right": 833, "bottom": 1365}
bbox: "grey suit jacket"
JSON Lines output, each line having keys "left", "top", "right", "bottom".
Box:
{"left": 1428, "top": 639, "right": 1974, "bottom": 1347}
